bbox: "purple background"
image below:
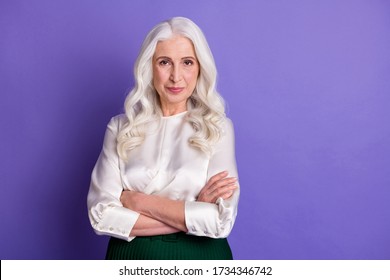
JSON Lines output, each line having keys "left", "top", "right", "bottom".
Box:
{"left": 1, "top": 0, "right": 389, "bottom": 260}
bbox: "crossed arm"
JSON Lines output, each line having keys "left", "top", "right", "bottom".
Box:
{"left": 121, "top": 171, "right": 238, "bottom": 236}
{"left": 87, "top": 116, "right": 239, "bottom": 240}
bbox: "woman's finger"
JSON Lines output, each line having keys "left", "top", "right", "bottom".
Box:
{"left": 208, "top": 184, "right": 238, "bottom": 202}
{"left": 221, "top": 190, "right": 235, "bottom": 200}
{"left": 207, "top": 176, "right": 237, "bottom": 194}
{"left": 203, "top": 171, "right": 228, "bottom": 190}
{"left": 197, "top": 171, "right": 238, "bottom": 203}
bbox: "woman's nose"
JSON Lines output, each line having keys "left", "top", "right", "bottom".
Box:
{"left": 170, "top": 65, "right": 182, "bottom": 83}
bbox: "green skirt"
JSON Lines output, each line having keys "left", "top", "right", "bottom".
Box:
{"left": 105, "top": 232, "right": 233, "bottom": 260}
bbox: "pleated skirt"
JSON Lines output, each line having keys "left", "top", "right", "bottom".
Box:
{"left": 105, "top": 232, "right": 233, "bottom": 260}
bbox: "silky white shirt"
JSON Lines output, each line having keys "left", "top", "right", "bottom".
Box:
{"left": 87, "top": 111, "right": 240, "bottom": 242}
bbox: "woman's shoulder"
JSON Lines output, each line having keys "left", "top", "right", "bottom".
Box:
{"left": 107, "top": 113, "right": 128, "bottom": 131}
{"left": 220, "top": 116, "right": 235, "bottom": 134}
{"left": 109, "top": 113, "right": 127, "bottom": 123}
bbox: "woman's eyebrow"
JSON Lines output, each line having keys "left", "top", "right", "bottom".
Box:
{"left": 182, "top": 56, "right": 197, "bottom": 60}
{"left": 155, "top": 56, "right": 171, "bottom": 60}
{"left": 155, "top": 56, "right": 197, "bottom": 60}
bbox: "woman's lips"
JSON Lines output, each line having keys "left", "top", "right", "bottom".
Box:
{"left": 166, "top": 87, "right": 184, "bottom": 94}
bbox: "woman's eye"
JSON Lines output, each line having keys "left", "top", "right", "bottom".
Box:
{"left": 159, "top": 60, "right": 170, "bottom": 66}
{"left": 184, "top": 60, "right": 194, "bottom": 66}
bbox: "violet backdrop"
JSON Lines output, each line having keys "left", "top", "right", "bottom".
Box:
{"left": 1, "top": 0, "right": 389, "bottom": 259}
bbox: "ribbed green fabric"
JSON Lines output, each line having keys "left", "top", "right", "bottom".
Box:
{"left": 105, "top": 232, "right": 233, "bottom": 260}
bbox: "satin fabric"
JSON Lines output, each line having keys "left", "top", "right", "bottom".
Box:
{"left": 87, "top": 111, "right": 239, "bottom": 242}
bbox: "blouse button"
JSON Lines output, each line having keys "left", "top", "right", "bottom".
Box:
{"left": 109, "top": 227, "right": 114, "bottom": 231}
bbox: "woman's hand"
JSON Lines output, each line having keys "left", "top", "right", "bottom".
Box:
{"left": 197, "top": 171, "right": 238, "bottom": 203}
{"left": 120, "top": 190, "right": 142, "bottom": 211}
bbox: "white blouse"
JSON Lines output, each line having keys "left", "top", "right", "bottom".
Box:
{"left": 87, "top": 111, "right": 240, "bottom": 242}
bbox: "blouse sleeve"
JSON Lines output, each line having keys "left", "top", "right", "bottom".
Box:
{"left": 87, "top": 116, "right": 139, "bottom": 242}
{"left": 184, "top": 118, "right": 240, "bottom": 238}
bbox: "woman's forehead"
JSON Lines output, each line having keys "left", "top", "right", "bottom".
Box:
{"left": 154, "top": 36, "right": 196, "bottom": 58}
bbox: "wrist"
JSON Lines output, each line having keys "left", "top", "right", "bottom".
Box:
{"left": 133, "top": 192, "right": 148, "bottom": 213}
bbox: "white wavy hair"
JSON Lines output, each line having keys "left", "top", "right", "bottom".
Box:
{"left": 117, "top": 17, "right": 226, "bottom": 160}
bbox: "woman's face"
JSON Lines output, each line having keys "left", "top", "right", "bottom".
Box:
{"left": 153, "top": 36, "right": 199, "bottom": 116}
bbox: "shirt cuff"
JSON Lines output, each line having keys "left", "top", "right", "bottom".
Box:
{"left": 184, "top": 201, "right": 223, "bottom": 238}
{"left": 90, "top": 206, "right": 140, "bottom": 242}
